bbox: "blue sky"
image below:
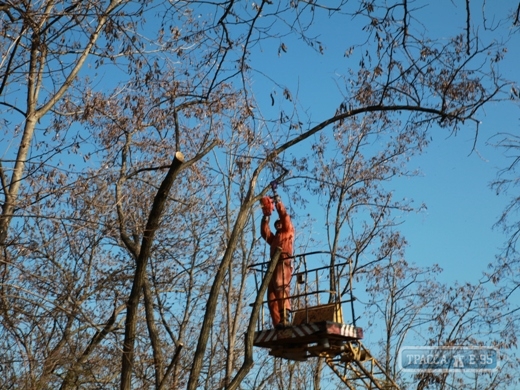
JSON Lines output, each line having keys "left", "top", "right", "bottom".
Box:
{"left": 246, "top": 9, "right": 520, "bottom": 381}
{"left": 399, "top": 0, "right": 520, "bottom": 282}
{"left": 397, "top": 131, "right": 512, "bottom": 283}
{"left": 250, "top": 1, "right": 520, "bottom": 288}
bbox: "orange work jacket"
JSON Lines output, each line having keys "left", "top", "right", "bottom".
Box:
{"left": 260, "top": 201, "right": 295, "bottom": 259}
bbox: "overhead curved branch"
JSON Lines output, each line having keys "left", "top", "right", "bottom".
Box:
{"left": 272, "top": 103, "right": 483, "bottom": 158}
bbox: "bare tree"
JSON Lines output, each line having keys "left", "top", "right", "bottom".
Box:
{"left": 0, "top": 0, "right": 134, "bottom": 246}
{"left": 1, "top": 1, "right": 519, "bottom": 389}
{"left": 364, "top": 259, "right": 444, "bottom": 383}
{"left": 417, "top": 278, "right": 519, "bottom": 389}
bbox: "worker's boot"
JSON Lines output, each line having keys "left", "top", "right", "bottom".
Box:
{"left": 276, "top": 309, "right": 291, "bottom": 329}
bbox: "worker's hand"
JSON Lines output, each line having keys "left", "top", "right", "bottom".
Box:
{"left": 260, "top": 196, "right": 274, "bottom": 216}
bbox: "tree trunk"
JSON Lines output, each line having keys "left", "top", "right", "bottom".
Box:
{"left": 120, "top": 151, "right": 184, "bottom": 390}
{"left": 227, "top": 249, "right": 281, "bottom": 390}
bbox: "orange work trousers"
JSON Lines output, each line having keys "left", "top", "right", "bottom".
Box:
{"left": 267, "top": 258, "right": 293, "bottom": 327}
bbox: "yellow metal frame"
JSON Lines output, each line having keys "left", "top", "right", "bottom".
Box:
{"left": 292, "top": 302, "right": 343, "bottom": 325}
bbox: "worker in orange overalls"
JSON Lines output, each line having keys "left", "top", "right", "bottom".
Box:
{"left": 260, "top": 195, "right": 295, "bottom": 329}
